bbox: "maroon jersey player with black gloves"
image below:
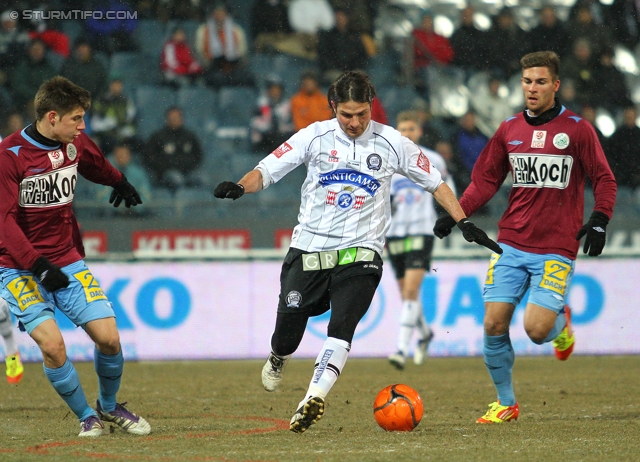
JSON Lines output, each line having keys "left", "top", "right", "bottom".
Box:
{"left": 434, "top": 51, "right": 616, "bottom": 424}
{"left": 0, "top": 76, "right": 149, "bottom": 437}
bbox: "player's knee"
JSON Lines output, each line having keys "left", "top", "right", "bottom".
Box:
{"left": 40, "top": 339, "right": 66, "bottom": 365}
{"left": 483, "top": 319, "right": 509, "bottom": 336}
{"left": 525, "top": 325, "right": 547, "bottom": 344}
{"left": 95, "top": 334, "right": 121, "bottom": 355}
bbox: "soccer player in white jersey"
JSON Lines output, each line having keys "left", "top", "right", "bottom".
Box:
{"left": 1, "top": 297, "right": 24, "bottom": 383}
{"left": 214, "top": 71, "right": 501, "bottom": 433}
{"left": 387, "top": 111, "right": 457, "bottom": 370}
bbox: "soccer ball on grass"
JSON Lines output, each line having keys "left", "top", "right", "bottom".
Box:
{"left": 373, "top": 383, "right": 423, "bottom": 431}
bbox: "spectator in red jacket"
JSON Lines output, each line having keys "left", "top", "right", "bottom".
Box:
{"left": 412, "top": 11, "right": 454, "bottom": 99}
{"left": 160, "top": 27, "right": 203, "bottom": 88}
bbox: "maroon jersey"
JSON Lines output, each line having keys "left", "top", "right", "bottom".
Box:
{"left": 459, "top": 106, "right": 617, "bottom": 260}
{"left": 0, "top": 128, "right": 122, "bottom": 269}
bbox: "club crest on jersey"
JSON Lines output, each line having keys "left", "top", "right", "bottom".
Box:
{"left": 272, "top": 142, "right": 293, "bottom": 158}
{"left": 417, "top": 152, "right": 430, "bottom": 172}
{"left": 329, "top": 149, "right": 339, "bottom": 163}
{"left": 366, "top": 153, "right": 382, "bottom": 170}
{"left": 326, "top": 186, "right": 366, "bottom": 210}
{"left": 286, "top": 290, "right": 302, "bottom": 308}
{"left": 66, "top": 142, "right": 77, "bottom": 160}
{"left": 553, "top": 133, "right": 570, "bottom": 150}
{"left": 531, "top": 130, "right": 546, "bottom": 148}
{"left": 48, "top": 149, "right": 64, "bottom": 169}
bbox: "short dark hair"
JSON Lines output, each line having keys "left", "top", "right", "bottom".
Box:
{"left": 34, "top": 76, "right": 91, "bottom": 121}
{"left": 327, "top": 70, "right": 376, "bottom": 109}
{"left": 520, "top": 51, "right": 560, "bottom": 80}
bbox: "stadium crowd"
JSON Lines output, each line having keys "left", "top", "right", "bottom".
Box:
{"left": 1, "top": 0, "right": 639, "bottom": 218}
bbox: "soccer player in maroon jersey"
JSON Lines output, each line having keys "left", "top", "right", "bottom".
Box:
{"left": 0, "top": 77, "right": 150, "bottom": 437}
{"left": 434, "top": 51, "right": 617, "bottom": 423}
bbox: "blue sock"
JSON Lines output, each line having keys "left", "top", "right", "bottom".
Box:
{"left": 44, "top": 359, "right": 95, "bottom": 421}
{"left": 94, "top": 347, "right": 123, "bottom": 413}
{"left": 542, "top": 311, "right": 567, "bottom": 344}
{"left": 483, "top": 333, "right": 516, "bottom": 406}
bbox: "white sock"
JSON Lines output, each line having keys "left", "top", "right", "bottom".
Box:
{"left": 301, "top": 337, "right": 350, "bottom": 405}
{"left": 416, "top": 306, "right": 432, "bottom": 340}
{"left": 0, "top": 298, "right": 18, "bottom": 356}
{"left": 397, "top": 300, "right": 420, "bottom": 355}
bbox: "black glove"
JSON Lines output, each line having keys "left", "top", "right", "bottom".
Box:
{"left": 433, "top": 216, "right": 456, "bottom": 239}
{"left": 456, "top": 218, "right": 503, "bottom": 254}
{"left": 30, "top": 257, "right": 70, "bottom": 292}
{"left": 576, "top": 211, "right": 609, "bottom": 256}
{"left": 214, "top": 182, "right": 245, "bottom": 200}
{"left": 109, "top": 175, "right": 142, "bottom": 208}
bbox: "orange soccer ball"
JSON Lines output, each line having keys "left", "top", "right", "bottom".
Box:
{"left": 373, "top": 384, "right": 424, "bottom": 432}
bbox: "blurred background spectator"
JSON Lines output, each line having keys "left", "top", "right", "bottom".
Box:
{"left": 195, "top": 2, "right": 253, "bottom": 89}
{"left": 1, "top": 110, "right": 25, "bottom": 139}
{"left": 607, "top": 106, "right": 640, "bottom": 190}
{"left": 250, "top": 78, "right": 294, "bottom": 153}
{"left": 143, "top": 107, "right": 205, "bottom": 193}
{"left": 160, "top": 26, "right": 203, "bottom": 88}
{"left": 61, "top": 38, "right": 108, "bottom": 98}
{"left": 471, "top": 75, "right": 513, "bottom": 138}
{"left": 10, "top": 39, "right": 56, "bottom": 112}
{"left": 283, "top": 0, "right": 336, "bottom": 61}
{"left": 562, "top": 38, "right": 598, "bottom": 109}
{"left": 451, "top": 110, "right": 489, "bottom": 191}
{"left": 95, "top": 143, "right": 153, "bottom": 216}
{"left": 485, "top": 8, "right": 528, "bottom": 79}
{"left": 251, "top": 0, "right": 294, "bottom": 53}
{"left": 528, "top": 6, "right": 570, "bottom": 59}
{"left": 450, "top": 6, "right": 487, "bottom": 77}
{"left": 0, "top": 10, "right": 30, "bottom": 72}
{"left": 567, "top": 3, "right": 613, "bottom": 60}
{"left": 317, "top": 8, "right": 368, "bottom": 85}
{"left": 91, "top": 76, "right": 139, "bottom": 154}
{"left": 411, "top": 10, "right": 454, "bottom": 98}
{"left": 290, "top": 71, "right": 332, "bottom": 131}
{"left": 594, "top": 47, "right": 632, "bottom": 115}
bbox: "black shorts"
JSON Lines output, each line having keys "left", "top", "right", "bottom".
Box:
{"left": 386, "top": 235, "right": 434, "bottom": 279}
{"left": 277, "top": 247, "right": 383, "bottom": 315}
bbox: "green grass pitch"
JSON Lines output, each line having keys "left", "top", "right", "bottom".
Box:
{"left": 1, "top": 356, "right": 639, "bottom": 461}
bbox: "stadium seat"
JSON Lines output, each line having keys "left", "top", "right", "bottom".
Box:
{"left": 426, "top": 66, "right": 469, "bottom": 118}
{"left": 61, "top": 20, "right": 83, "bottom": 44}
{"left": 377, "top": 86, "right": 422, "bottom": 124}
{"left": 217, "top": 87, "right": 258, "bottom": 126}
{"left": 135, "top": 85, "right": 177, "bottom": 139}
{"left": 176, "top": 87, "right": 218, "bottom": 134}
{"left": 134, "top": 19, "right": 167, "bottom": 57}
{"left": 367, "top": 53, "right": 400, "bottom": 88}
{"left": 111, "top": 52, "right": 161, "bottom": 87}
{"left": 46, "top": 52, "right": 65, "bottom": 72}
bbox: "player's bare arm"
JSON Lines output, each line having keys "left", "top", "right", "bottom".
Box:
{"left": 237, "top": 169, "right": 264, "bottom": 194}
{"left": 432, "top": 183, "right": 466, "bottom": 222}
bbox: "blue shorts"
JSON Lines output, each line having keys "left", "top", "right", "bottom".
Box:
{"left": 483, "top": 244, "right": 575, "bottom": 314}
{"left": 0, "top": 260, "right": 114, "bottom": 334}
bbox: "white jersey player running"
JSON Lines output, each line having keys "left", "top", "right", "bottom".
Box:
{"left": 387, "top": 111, "right": 457, "bottom": 369}
{"left": 214, "top": 71, "right": 501, "bottom": 433}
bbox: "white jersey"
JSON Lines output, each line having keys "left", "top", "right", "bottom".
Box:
{"left": 256, "top": 118, "right": 443, "bottom": 254}
{"left": 387, "top": 146, "right": 454, "bottom": 237}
